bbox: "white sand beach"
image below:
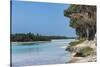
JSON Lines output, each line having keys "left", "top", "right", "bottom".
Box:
{"left": 68, "top": 40, "right": 97, "bottom": 63}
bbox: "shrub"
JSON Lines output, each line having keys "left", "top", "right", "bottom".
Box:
{"left": 74, "top": 47, "right": 93, "bottom": 57}
{"left": 69, "top": 39, "right": 85, "bottom": 47}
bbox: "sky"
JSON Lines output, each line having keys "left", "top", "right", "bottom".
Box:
{"left": 11, "top": 0, "right": 76, "bottom": 37}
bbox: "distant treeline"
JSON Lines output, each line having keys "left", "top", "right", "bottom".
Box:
{"left": 11, "top": 33, "right": 75, "bottom": 42}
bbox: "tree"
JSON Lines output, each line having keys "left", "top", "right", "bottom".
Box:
{"left": 64, "top": 5, "right": 96, "bottom": 40}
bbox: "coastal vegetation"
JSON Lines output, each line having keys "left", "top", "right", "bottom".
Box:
{"left": 64, "top": 5, "right": 96, "bottom": 40}
{"left": 11, "top": 32, "right": 74, "bottom": 42}
{"left": 74, "top": 47, "right": 93, "bottom": 57}
{"left": 65, "top": 39, "right": 85, "bottom": 51}
{"left": 64, "top": 4, "right": 96, "bottom": 62}
{"left": 68, "top": 39, "right": 85, "bottom": 47}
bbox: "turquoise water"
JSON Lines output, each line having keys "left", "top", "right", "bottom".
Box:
{"left": 12, "top": 39, "right": 74, "bottom": 67}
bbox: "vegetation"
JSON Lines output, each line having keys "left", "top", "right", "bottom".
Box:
{"left": 11, "top": 32, "right": 71, "bottom": 42}
{"left": 14, "top": 42, "right": 37, "bottom": 45}
{"left": 65, "top": 39, "right": 85, "bottom": 51}
{"left": 69, "top": 39, "right": 85, "bottom": 47}
{"left": 64, "top": 5, "right": 96, "bottom": 40}
{"left": 74, "top": 47, "right": 93, "bottom": 57}
{"left": 64, "top": 4, "right": 78, "bottom": 17}
{"left": 64, "top": 5, "right": 96, "bottom": 61}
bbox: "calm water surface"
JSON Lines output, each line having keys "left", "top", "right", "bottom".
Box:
{"left": 12, "top": 39, "right": 74, "bottom": 67}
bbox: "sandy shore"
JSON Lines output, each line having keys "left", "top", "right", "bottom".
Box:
{"left": 69, "top": 52, "right": 96, "bottom": 63}
{"left": 60, "top": 46, "right": 67, "bottom": 48}
{"left": 67, "top": 40, "right": 97, "bottom": 63}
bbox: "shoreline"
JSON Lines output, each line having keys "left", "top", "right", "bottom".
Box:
{"left": 11, "top": 39, "right": 75, "bottom": 45}
{"left": 12, "top": 39, "right": 74, "bottom": 66}
{"left": 11, "top": 41, "right": 50, "bottom": 43}
{"left": 11, "top": 41, "right": 51, "bottom": 45}
{"left": 66, "top": 40, "right": 97, "bottom": 63}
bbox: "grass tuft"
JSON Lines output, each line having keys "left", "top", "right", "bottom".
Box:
{"left": 69, "top": 39, "right": 85, "bottom": 47}
{"left": 74, "top": 47, "right": 93, "bottom": 57}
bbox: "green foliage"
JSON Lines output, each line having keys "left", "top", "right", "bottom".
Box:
{"left": 67, "top": 4, "right": 77, "bottom": 12}
{"left": 64, "top": 4, "right": 77, "bottom": 17}
{"left": 74, "top": 47, "right": 93, "bottom": 57}
{"left": 11, "top": 33, "right": 68, "bottom": 42}
{"left": 64, "top": 10, "right": 70, "bottom": 17}
{"left": 69, "top": 20, "right": 77, "bottom": 28}
{"left": 69, "top": 39, "right": 85, "bottom": 47}
{"left": 65, "top": 39, "right": 85, "bottom": 51}
{"left": 64, "top": 5, "right": 96, "bottom": 40}
{"left": 11, "top": 33, "right": 50, "bottom": 42}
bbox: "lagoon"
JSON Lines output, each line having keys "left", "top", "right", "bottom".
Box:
{"left": 12, "top": 39, "right": 74, "bottom": 67}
